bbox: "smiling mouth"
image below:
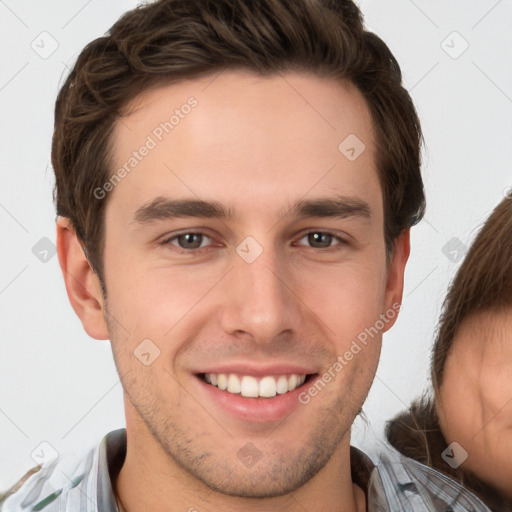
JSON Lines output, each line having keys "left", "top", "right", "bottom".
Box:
{"left": 198, "top": 372, "right": 315, "bottom": 398}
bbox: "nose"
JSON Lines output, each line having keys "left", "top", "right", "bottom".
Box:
{"left": 218, "top": 243, "right": 303, "bottom": 346}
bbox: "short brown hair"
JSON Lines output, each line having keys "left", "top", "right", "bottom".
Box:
{"left": 52, "top": 0, "right": 425, "bottom": 285}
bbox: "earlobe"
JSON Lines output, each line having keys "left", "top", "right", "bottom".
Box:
{"left": 382, "top": 228, "right": 411, "bottom": 332}
{"left": 56, "top": 216, "right": 109, "bottom": 340}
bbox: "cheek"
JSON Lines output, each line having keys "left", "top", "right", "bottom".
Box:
{"left": 440, "top": 358, "right": 512, "bottom": 437}
{"left": 302, "top": 259, "right": 387, "bottom": 329}
{"left": 438, "top": 363, "right": 476, "bottom": 443}
{"left": 294, "top": 261, "right": 386, "bottom": 379}
{"left": 107, "top": 261, "right": 215, "bottom": 333}
{"left": 478, "top": 366, "right": 512, "bottom": 429}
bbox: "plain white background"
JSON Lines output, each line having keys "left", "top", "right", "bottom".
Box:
{"left": 0, "top": 0, "right": 510, "bottom": 490}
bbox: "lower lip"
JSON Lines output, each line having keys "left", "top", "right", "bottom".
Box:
{"left": 193, "top": 374, "right": 317, "bottom": 423}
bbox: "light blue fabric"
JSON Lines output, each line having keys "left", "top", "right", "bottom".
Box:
{"left": 368, "top": 447, "right": 492, "bottom": 511}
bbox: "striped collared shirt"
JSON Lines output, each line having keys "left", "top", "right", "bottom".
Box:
{"left": 1, "top": 428, "right": 492, "bottom": 512}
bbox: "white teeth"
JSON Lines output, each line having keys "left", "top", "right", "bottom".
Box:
{"left": 276, "top": 375, "right": 288, "bottom": 394}
{"left": 217, "top": 373, "right": 227, "bottom": 391}
{"left": 259, "top": 376, "right": 277, "bottom": 397}
{"left": 240, "top": 376, "right": 259, "bottom": 397}
{"left": 203, "top": 373, "right": 308, "bottom": 397}
{"left": 227, "top": 374, "right": 241, "bottom": 394}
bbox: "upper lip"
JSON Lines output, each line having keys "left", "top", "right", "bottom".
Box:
{"left": 193, "top": 362, "right": 319, "bottom": 377}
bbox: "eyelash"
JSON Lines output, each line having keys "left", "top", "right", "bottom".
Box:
{"left": 160, "top": 230, "right": 348, "bottom": 254}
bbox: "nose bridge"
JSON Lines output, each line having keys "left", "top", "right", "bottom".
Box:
{"left": 220, "top": 240, "right": 299, "bottom": 342}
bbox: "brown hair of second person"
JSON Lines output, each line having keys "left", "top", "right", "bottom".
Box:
{"left": 432, "top": 197, "right": 512, "bottom": 393}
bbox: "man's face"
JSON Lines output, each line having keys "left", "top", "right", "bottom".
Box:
{"left": 100, "top": 71, "right": 403, "bottom": 497}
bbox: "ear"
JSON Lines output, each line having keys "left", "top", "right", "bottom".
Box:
{"left": 56, "top": 216, "right": 109, "bottom": 340}
{"left": 382, "top": 228, "right": 410, "bottom": 333}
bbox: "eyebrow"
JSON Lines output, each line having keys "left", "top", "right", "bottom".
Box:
{"left": 133, "top": 195, "right": 371, "bottom": 224}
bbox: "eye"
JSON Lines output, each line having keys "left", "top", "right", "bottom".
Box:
{"left": 295, "top": 231, "right": 345, "bottom": 250}
{"left": 165, "top": 232, "right": 213, "bottom": 251}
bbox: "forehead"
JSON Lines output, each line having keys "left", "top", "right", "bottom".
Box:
{"left": 451, "top": 309, "right": 512, "bottom": 359}
{"left": 107, "top": 70, "right": 380, "bottom": 221}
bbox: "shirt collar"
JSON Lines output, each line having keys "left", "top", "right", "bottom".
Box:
{"left": 350, "top": 445, "right": 374, "bottom": 504}
{"left": 97, "top": 428, "right": 127, "bottom": 512}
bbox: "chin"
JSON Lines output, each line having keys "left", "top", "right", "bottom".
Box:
{"left": 190, "top": 458, "right": 321, "bottom": 498}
